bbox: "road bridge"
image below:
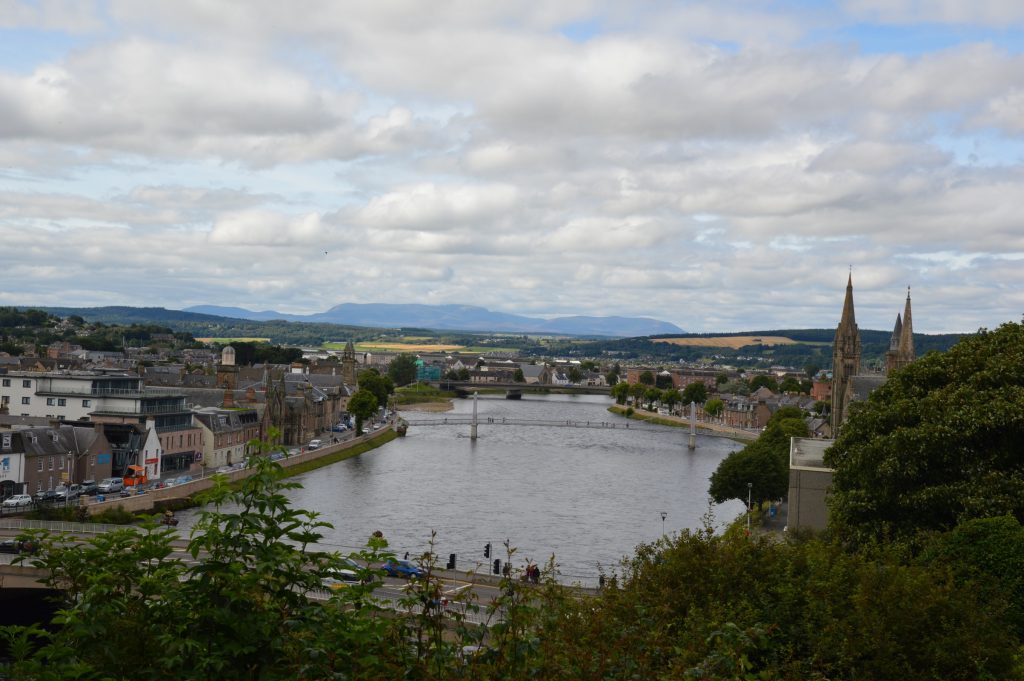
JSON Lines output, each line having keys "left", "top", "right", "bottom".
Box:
{"left": 428, "top": 380, "right": 610, "bottom": 396}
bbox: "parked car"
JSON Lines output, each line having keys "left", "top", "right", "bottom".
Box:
{"left": 33, "top": 489, "right": 58, "bottom": 505}
{"left": 0, "top": 538, "right": 37, "bottom": 554}
{"left": 97, "top": 477, "right": 124, "bottom": 494}
{"left": 2, "top": 494, "right": 33, "bottom": 508}
{"left": 80, "top": 479, "right": 99, "bottom": 496}
{"left": 381, "top": 558, "right": 425, "bottom": 579}
{"left": 322, "top": 558, "right": 364, "bottom": 590}
{"left": 308, "top": 439, "right": 322, "bottom": 450}
{"left": 270, "top": 451, "right": 285, "bottom": 462}
{"left": 55, "top": 484, "right": 82, "bottom": 501}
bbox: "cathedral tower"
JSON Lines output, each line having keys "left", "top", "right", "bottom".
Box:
{"left": 831, "top": 274, "right": 862, "bottom": 432}
{"left": 341, "top": 341, "right": 357, "bottom": 386}
{"left": 885, "top": 288, "right": 915, "bottom": 374}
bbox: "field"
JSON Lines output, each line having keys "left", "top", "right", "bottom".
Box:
{"left": 653, "top": 336, "right": 802, "bottom": 349}
{"left": 323, "top": 341, "right": 516, "bottom": 353}
{"left": 195, "top": 337, "right": 271, "bottom": 344}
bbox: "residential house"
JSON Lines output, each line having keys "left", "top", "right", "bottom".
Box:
{"left": 193, "top": 408, "right": 261, "bottom": 468}
{"left": 0, "top": 424, "right": 113, "bottom": 497}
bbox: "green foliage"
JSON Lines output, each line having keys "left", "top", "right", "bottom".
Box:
{"left": 357, "top": 369, "right": 394, "bottom": 409}
{"left": 748, "top": 375, "right": 779, "bottom": 392}
{"left": 611, "top": 381, "right": 630, "bottom": 404}
{"left": 567, "top": 365, "right": 583, "bottom": 383}
{"left": 826, "top": 321, "right": 1024, "bottom": 546}
{"left": 720, "top": 378, "right": 750, "bottom": 395}
{"left": 704, "top": 398, "right": 724, "bottom": 417}
{"left": 779, "top": 376, "right": 802, "bottom": 393}
{"left": 222, "top": 341, "right": 303, "bottom": 365}
{"left": 387, "top": 352, "right": 419, "bottom": 387}
{"left": 682, "top": 381, "right": 708, "bottom": 404}
{"left": 514, "top": 367, "right": 525, "bottom": 382}
{"left": 709, "top": 408, "right": 808, "bottom": 506}
{"left": 655, "top": 372, "right": 674, "bottom": 389}
{"left": 662, "top": 388, "right": 680, "bottom": 410}
{"left": 347, "top": 389, "right": 380, "bottom": 434}
{"left": 639, "top": 370, "right": 655, "bottom": 386}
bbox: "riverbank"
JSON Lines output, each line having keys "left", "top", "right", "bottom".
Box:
{"left": 398, "top": 400, "right": 454, "bottom": 413}
{"left": 607, "top": 405, "right": 757, "bottom": 442}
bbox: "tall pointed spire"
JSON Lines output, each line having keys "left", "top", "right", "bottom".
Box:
{"left": 889, "top": 313, "right": 903, "bottom": 352}
{"left": 898, "top": 287, "right": 914, "bottom": 360}
{"left": 832, "top": 273, "right": 862, "bottom": 433}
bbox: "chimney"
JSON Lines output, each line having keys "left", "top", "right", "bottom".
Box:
{"left": 223, "top": 388, "right": 235, "bottom": 409}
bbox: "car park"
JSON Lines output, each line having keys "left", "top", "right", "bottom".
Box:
{"left": 381, "top": 558, "right": 425, "bottom": 579}
{"left": 97, "top": 478, "right": 124, "bottom": 494}
{"left": 2, "top": 494, "right": 33, "bottom": 508}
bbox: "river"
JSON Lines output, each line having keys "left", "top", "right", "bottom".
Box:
{"left": 175, "top": 393, "right": 745, "bottom": 585}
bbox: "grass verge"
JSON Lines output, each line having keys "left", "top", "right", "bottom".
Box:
{"left": 280, "top": 429, "right": 398, "bottom": 478}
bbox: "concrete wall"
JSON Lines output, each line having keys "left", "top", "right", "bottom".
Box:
{"left": 787, "top": 468, "right": 832, "bottom": 531}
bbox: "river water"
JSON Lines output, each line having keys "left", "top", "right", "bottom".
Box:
{"left": 176, "top": 394, "right": 744, "bottom": 585}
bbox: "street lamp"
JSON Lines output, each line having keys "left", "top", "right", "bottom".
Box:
{"left": 746, "top": 482, "right": 752, "bottom": 532}
{"left": 660, "top": 511, "right": 667, "bottom": 536}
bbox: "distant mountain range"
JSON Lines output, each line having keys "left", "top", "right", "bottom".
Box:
{"left": 183, "top": 303, "right": 684, "bottom": 337}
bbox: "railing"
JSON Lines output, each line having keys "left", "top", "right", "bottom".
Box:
{"left": 0, "top": 518, "right": 140, "bottom": 535}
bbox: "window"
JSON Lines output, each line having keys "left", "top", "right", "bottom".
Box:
{"left": 22, "top": 380, "right": 31, "bottom": 388}
{"left": 1, "top": 378, "right": 9, "bottom": 386}
{"left": 46, "top": 398, "right": 55, "bottom": 406}
{"left": 90, "top": 455, "right": 95, "bottom": 466}
{"left": 48, "top": 456, "right": 53, "bottom": 470}
{"left": 37, "top": 458, "right": 42, "bottom": 472}
{"left": 21, "top": 397, "right": 30, "bottom": 405}
{"left": 57, "top": 398, "right": 66, "bottom": 406}
{"left": 1, "top": 396, "right": 8, "bottom": 404}
{"left": 82, "top": 399, "right": 91, "bottom": 407}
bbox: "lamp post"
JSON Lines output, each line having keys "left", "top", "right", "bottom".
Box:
{"left": 660, "top": 511, "right": 667, "bottom": 536}
{"left": 746, "top": 482, "right": 752, "bottom": 532}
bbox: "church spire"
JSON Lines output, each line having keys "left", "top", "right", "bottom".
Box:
{"left": 898, "top": 287, "right": 914, "bottom": 360}
{"left": 832, "top": 273, "right": 862, "bottom": 433}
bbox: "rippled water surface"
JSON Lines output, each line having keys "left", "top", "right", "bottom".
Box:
{"left": 176, "top": 394, "right": 744, "bottom": 583}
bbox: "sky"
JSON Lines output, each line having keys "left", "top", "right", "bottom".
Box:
{"left": 2, "top": 1, "right": 1024, "bottom": 334}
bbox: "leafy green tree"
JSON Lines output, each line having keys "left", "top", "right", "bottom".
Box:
{"left": 661, "top": 389, "right": 680, "bottom": 412}
{"left": 715, "top": 372, "right": 729, "bottom": 385}
{"left": 514, "top": 368, "right": 525, "bottom": 382}
{"left": 826, "top": 321, "right": 1024, "bottom": 546}
{"left": 813, "top": 400, "right": 830, "bottom": 415}
{"left": 709, "top": 408, "right": 808, "bottom": 506}
{"left": 779, "top": 376, "right": 802, "bottom": 393}
{"left": 655, "top": 372, "right": 674, "bottom": 389}
{"left": 644, "top": 387, "right": 661, "bottom": 410}
{"left": 611, "top": 382, "right": 630, "bottom": 405}
{"left": 357, "top": 369, "right": 394, "bottom": 409}
{"left": 804, "top": 363, "right": 820, "bottom": 379}
{"left": 704, "top": 398, "right": 724, "bottom": 418}
{"left": 748, "top": 375, "right": 779, "bottom": 392}
{"left": 567, "top": 366, "right": 583, "bottom": 383}
{"left": 681, "top": 382, "right": 708, "bottom": 404}
{"left": 605, "top": 371, "right": 619, "bottom": 385}
{"left": 387, "top": 353, "right": 419, "bottom": 387}
{"left": 347, "top": 389, "right": 380, "bottom": 434}
{"left": 719, "top": 378, "right": 749, "bottom": 395}
{"left": 629, "top": 382, "right": 646, "bottom": 406}
{"left": 639, "top": 370, "right": 655, "bottom": 386}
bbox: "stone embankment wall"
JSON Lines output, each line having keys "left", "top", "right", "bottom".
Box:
{"left": 86, "top": 427, "right": 393, "bottom": 515}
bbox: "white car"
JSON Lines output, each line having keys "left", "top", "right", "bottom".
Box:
{"left": 308, "top": 439, "right": 322, "bottom": 450}
{"left": 2, "top": 494, "right": 33, "bottom": 508}
{"left": 97, "top": 477, "right": 125, "bottom": 494}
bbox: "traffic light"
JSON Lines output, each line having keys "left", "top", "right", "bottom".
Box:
{"left": 484, "top": 542, "right": 491, "bottom": 558}
{"left": 493, "top": 559, "right": 500, "bottom": 575}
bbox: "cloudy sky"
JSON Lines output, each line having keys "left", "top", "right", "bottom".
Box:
{"left": 2, "top": 0, "right": 1024, "bottom": 333}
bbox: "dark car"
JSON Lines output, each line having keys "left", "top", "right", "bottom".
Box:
{"left": 80, "top": 479, "right": 99, "bottom": 496}
{"left": 381, "top": 558, "right": 425, "bottom": 579}
{"left": 0, "top": 539, "right": 37, "bottom": 555}
{"left": 33, "top": 489, "right": 58, "bottom": 505}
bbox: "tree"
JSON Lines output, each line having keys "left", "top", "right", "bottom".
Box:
{"left": 514, "top": 368, "right": 525, "bottom": 383}
{"left": 629, "top": 383, "right": 646, "bottom": 406}
{"left": 709, "top": 408, "right": 808, "bottom": 506}
{"left": 681, "top": 382, "right": 708, "bottom": 404}
{"left": 748, "top": 375, "right": 779, "bottom": 393}
{"left": 387, "top": 353, "right": 419, "bottom": 387}
{"left": 605, "top": 371, "right": 619, "bottom": 385}
{"left": 655, "top": 373, "right": 674, "bottom": 390}
{"left": 644, "top": 387, "right": 661, "bottom": 410}
{"left": 567, "top": 366, "right": 583, "bottom": 384}
{"left": 719, "top": 378, "right": 749, "bottom": 395}
{"left": 347, "top": 389, "right": 380, "bottom": 434}
{"left": 358, "top": 369, "right": 394, "bottom": 409}
{"left": 611, "top": 382, "right": 630, "bottom": 405}
{"left": 639, "top": 371, "right": 655, "bottom": 386}
{"left": 715, "top": 372, "right": 729, "bottom": 385}
{"left": 661, "top": 389, "right": 680, "bottom": 412}
{"left": 813, "top": 400, "right": 830, "bottom": 416}
{"left": 704, "top": 398, "right": 724, "bottom": 418}
{"left": 779, "top": 376, "right": 802, "bottom": 393}
{"left": 804, "top": 363, "right": 821, "bottom": 379}
{"left": 826, "top": 322, "right": 1024, "bottom": 545}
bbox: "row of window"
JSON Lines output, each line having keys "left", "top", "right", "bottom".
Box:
{"left": 35, "top": 454, "right": 96, "bottom": 472}
{"left": 0, "top": 379, "right": 33, "bottom": 388}
{"left": 1, "top": 397, "right": 92, "bottom": 407}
